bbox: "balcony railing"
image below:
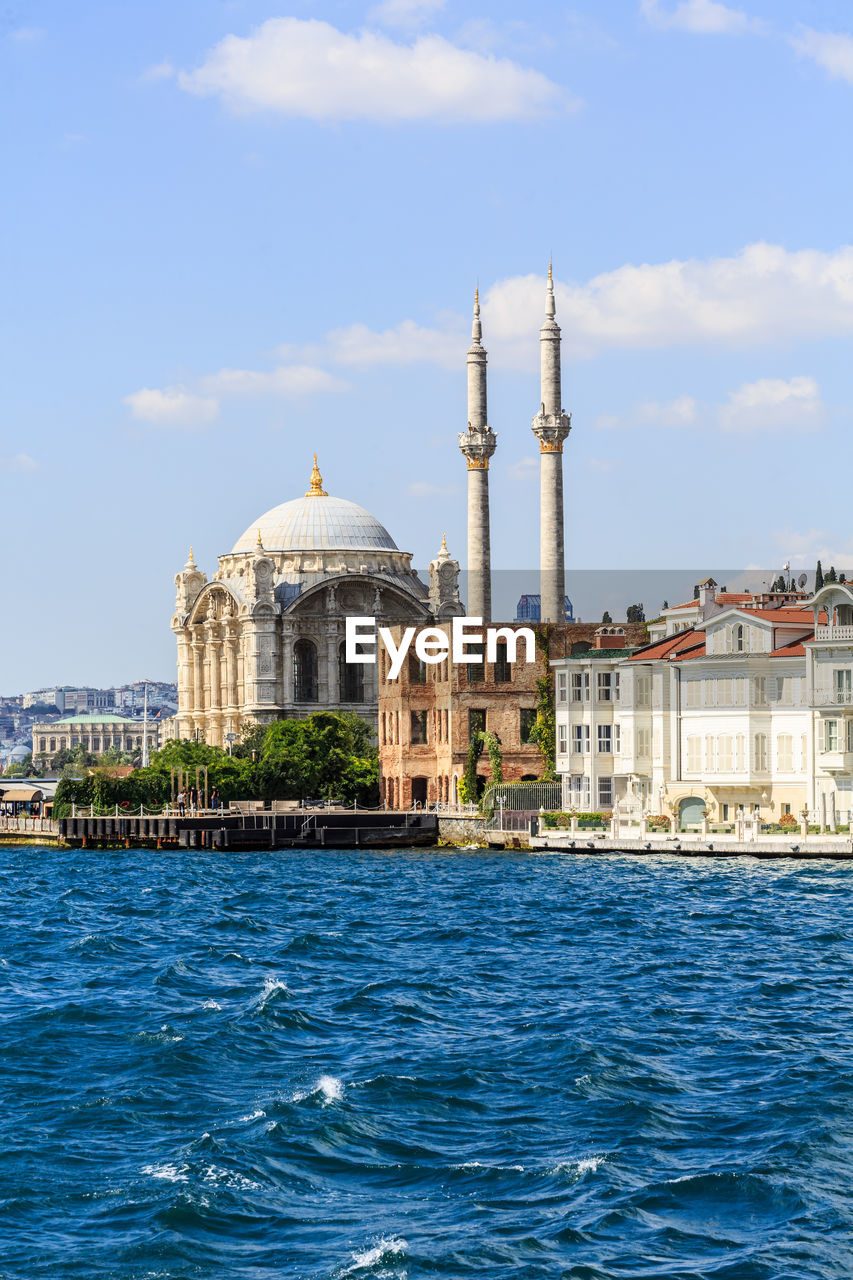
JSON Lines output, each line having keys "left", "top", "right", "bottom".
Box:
{"left": 814, "top": 625, "right": 853, "bottom": 641}
{"left": 812, "top": 690, "right": 853, "bottom": 706}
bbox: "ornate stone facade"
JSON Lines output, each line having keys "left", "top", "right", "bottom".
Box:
{"left": 171, "top": 459, "right": 462, "bottom": 745}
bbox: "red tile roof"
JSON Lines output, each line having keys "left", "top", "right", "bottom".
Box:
{"left": 770, "top": 635, "right": 812, "bottom": 657}
{"left": 670, "top": 592, "right": 756, "bottom": 611}
{"left": 628, "top": 629, "right": 704, "bottom": 662}
{"left": 735, "top": 607, "right": 812, "bottom": 623}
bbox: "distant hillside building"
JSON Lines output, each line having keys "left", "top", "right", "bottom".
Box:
{"left": 32, "top": 713, "right": 159, "bottom": 765}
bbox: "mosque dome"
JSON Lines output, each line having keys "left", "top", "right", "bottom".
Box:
{"left": 230, "top": 455, "right": 398, "bottom": 555}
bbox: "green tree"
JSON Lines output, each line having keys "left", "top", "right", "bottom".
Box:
{"left": 601, "top": 610, "right": 613, "bottom": 624}
{"left": 826, "top": 565, "right": 838, "bottom": 584}
{"left": 816, "top": 560, "right": 825, "bottom": 591}
{"left": 626, "top": 603, "right": 645, "bottom": 623}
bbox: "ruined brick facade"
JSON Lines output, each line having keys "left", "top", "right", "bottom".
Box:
{"left": 378, "top": 622, "right": 648, "bottom": 808}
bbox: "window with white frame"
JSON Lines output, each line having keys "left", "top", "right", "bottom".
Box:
{"left": 733, "top": 678, "right": 746, "bottom": 706}
{"left": 735, "top": 623, "right": 745, "bottom": 652}
{"left": 717, "top": 678, "right": 732, "bottom": 706}
{"left": 735, "top": 734, "right": 745, "bottom": 771}
{"left": 777, "top": 734, "right": 793, "bottom": 772}
{"left": 835, "top": 669, "right": 852, "bottom": 702}
{"left": 571, "top": 672, "right": 589, "bottom": 702}
{"left": 685, "top": 679, "right": 700, "bottom": 709}
{"left": 754, "top": 733, "right": 769, "bottom": 771}
{"left": 557, "top": 723, "right": 567, "bottom": 755}
{"left": 597, "top": 724, "right": 613, "bottom": 753}
{"left": 636, "top": 674, "right": 651, "bottom": 707}
{"left": 718, "top": 735, "right": 733, "bottom": 772}
{"left": 598, "top": 776, "right": 613, "bottom": 808}
{"left": 597, "top": 671, "right": 619, "bottom": 701}
{"left": 753, "top": 676, "right": 767, "bottom": 707}
{"left": 686, "top": 736, "right": 701, "bottom": 771}
{"left": 637, "top": 727, "right": 651, "bottom": 759}
{"left": 847, "top": 721, "right": 853, "bottom": 752}
{"left": 572, "top": 724, "right": 590, "bottom": 754}
{"left": 571, "top": 775, "right": 590, "bottom": 809}
{"left": 556, "top": 672, "right": 568, "bottom": 704}
{"left": 705, "top": 734, "right": 715, "bottom": 772}
{"left": 824, "top": 720, "right": 839, "bottom": 752}
{"left": 613, "top": 723, "right": 621, "bottom": 754}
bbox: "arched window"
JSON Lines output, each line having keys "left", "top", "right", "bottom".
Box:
{"left": 735, "top": 623, "right": 745, "bottom": 652}
{"left": 494, "top": 640, "right": 512, "bottom": 683}
{"left": 339, "top": 642, "right": 364, "bottom": 703}
{"left": 294, "top": 639, "right": 318, "bottom": 702}
{"left": 409, "top": 652, "right": 427, "bottom": 685}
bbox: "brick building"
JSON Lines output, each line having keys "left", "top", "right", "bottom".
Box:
{"left": 378, "top": 621, "right": 648, "bottom": 808}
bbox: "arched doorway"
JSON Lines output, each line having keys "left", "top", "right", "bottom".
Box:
{"left": 294, "top": 639, "right": 318, "bottom": 702}
{"left": 679, "top": 796, "right": 705, "bottom": 826}
{"left": 338, "top": 642, "right": 364, "bottom": 703}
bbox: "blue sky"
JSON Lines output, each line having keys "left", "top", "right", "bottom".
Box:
{"left": 2, "top": 0, "right": 853, "bottom": 689}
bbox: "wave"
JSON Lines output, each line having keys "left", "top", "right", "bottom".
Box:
{"left": 341, "top": 1235, "right": 408, "bottom": 1275}
{"left": 292, "top": 1074, "right": 344, "bottom": 1105}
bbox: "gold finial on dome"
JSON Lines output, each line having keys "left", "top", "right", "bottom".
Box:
{"left": 441, "top": 532, "right": 448, "bottom": 552}
{"left": 187, "top": 545, "right": 195, "bottom": 566}
{"left": 548, "top": 258, "right": 553, "bottom": 284}
{"left": 257, "top": 528, "right": 263, "bottom": 546}
{"left": 306, "top": 452, "right": 328, "bottom": 497}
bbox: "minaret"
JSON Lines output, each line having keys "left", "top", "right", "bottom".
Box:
{"left": 531, "top": 263, "right": 571, "bottom": 622}
{"left": 458, "top": 288, "right": 496, "bottom": 621}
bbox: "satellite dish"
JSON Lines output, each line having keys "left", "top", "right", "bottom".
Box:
{"left": 798, "top": 573, "right": 808, "bottom": 588}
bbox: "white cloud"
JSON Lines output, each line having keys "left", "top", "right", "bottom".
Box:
{"left": 770, "top": 528, "right": 853, "bottom": 569}
{"left": 139, "top": 60, "right": 175, "bottom": 83}
{"left": 325, "top": 320, "right": 464, "bottom": 369}
{"left": 407, "top": 480, "right": 459, "bottom": 498}
{"left": 719, "top": 376, "right": 824, "bottom": 432}
{"left": 177, "top": 17, "right": 569, "bottom": 121}
{"left": 124, "top": 387, "right": 219, "bottom": 428}
{"left": 199, "top": 364, "right": 347, "bottom": 396}
{"left": 507, "top": 455, "right": 539, "bottom": 480}
{"left": 791, "top": 28, "right": 853, "bottom": 85}
{"left": 10, "top": 27, "right": 45, "bottom": 42}
{"left": 125, "top": 362, "right": 346, "bottom": 428}
{"left": 482, "top": 244, "right": 853, "bottom": 361}
{"left": 640, "top": 0, "right": 757, "bottom": 34}
{"left": 367, "top": 0, "right": 445, "bottom": 31}
{"left": 0, "top": 453, "right": 37, "bottom": 471}
{"left": 596, "top": 377, "right": 823, "bottom": 434}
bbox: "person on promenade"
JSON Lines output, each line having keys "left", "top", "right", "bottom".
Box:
{"left": 177, "top": 789, "right": 186, "bottom": 817}
{"left": 189, "top": 785, "right": 198, "bottom": 815}
{"left": 210, "top": 786, "right": 220, "bottom": 811}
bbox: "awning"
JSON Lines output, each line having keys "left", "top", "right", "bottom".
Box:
{"left": 0, "top": 787, "right": 43, "bottom": 802}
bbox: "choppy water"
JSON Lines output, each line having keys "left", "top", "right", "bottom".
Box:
{"left": 2, "top": 848, "right": 853, "bottom": 1278}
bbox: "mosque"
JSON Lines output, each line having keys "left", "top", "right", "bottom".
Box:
{"left": 170, "top": 270, "right": 571, "bottom": 745}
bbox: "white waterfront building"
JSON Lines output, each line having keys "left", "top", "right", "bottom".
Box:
{"left": 553, "top": 580, "right": 853, "bottom": 828}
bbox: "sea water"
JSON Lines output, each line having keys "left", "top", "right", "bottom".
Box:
{"left": 1, "top": 846, "right": 853, "bottom": 1278}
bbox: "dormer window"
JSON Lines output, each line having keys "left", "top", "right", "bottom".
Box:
{"left": 735, "top": 624, "right": 745, "bottom": 653}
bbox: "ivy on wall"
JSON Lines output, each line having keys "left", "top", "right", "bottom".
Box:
{"left": 459, "top": 729, "right": 503, "bottom": 806}
{"left": 530, "top": 627, "right": 556, "bottom": 781}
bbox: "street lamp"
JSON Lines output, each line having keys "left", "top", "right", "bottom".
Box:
{"left": 225, "top": 732, "right": 237, "bottom": 757}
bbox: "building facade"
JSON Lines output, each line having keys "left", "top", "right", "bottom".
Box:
{"left": 378, "top": 622, "right": 648, "bottom": 808}
{"left": 32, "top": 713, "right": 159, "bottom": 765}
{"left": 554, "top": 580, "right": 853, "bottom": 827}
{"left": 171, "top": 458, "right": 462, "bottom": 746}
